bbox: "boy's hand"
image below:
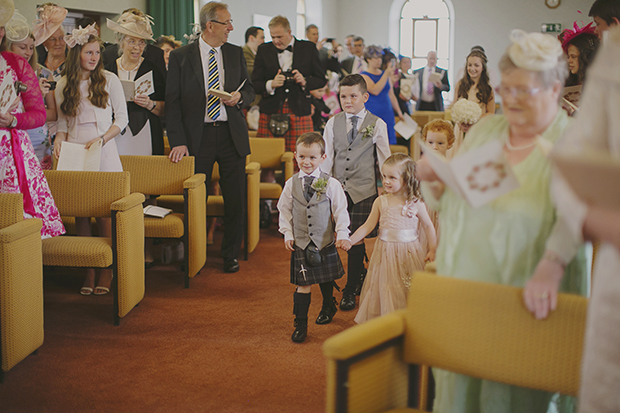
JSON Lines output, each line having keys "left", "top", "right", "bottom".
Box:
{"left": 336, "top": 239, "right": 351, "bottom": 251}
{"left": 284, "top": 240, "right": 295, "bottom": 251}
{"left": 425, "top": 250, "right": 436, "bottom": 262}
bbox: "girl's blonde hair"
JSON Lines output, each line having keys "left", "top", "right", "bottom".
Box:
{"left": 382, "top": 153, "right": 421, "bottom": 202}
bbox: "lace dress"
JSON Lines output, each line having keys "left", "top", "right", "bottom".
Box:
{"left": 354, "top": 195, "right": 427, "bottom": 323}
{"left": 0, "top": 52, "right": 65, "bottom": 238}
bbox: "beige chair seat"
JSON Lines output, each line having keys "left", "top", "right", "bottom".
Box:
{"left": 144, "top": 213, "right": 184, "bottom": 238}
{"left": 260, "top": 183, "right": 282, "bottom": 200}
{"left": 42, "top": 236, "right": 113, "bottom": 267}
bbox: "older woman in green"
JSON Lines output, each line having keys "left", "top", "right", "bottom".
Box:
{"left": 417, "top": 30, "right": 587, "bottom": 413}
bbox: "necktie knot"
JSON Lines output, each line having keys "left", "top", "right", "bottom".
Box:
{"left": 278, "top": 45, "right": 293, "bottom": 53}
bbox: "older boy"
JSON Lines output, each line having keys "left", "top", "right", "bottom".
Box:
{"left": 322, "top": 74, "right": 391, "bottom": 310}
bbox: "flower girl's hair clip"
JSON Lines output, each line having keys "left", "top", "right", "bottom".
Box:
{"left": 64, "top": 23, "right": 99, "bottom": 49}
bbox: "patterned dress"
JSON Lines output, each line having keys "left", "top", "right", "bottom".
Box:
{"left": 0, "top": 52, "right": 64, "bottom": 238}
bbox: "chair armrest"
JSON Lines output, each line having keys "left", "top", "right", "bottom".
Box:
{"left": 0, "top": 219, "right": 42, "bottom": 244}
{"left": 245, "top": 161, "right": 261, "bottom": 175}
{"left": 281, "top": 152, "right": 295, "bottom": 180}
{"left": 184, "top": 173, "right": 206, "bottom": 189}
{"left": 323, "top": 310, "right": 406, "bottom": 360}
{"left": 111, "top": 193, "right": 146, "bottom": 212}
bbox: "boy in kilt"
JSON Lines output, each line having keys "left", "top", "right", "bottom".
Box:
{"left": 322, "top": 74, "right": 392, "bottom": 311}
{"left": 278, "top": 132, "right": 351, "bottom": 343}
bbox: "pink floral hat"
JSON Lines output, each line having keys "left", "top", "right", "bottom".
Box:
{"left": 33, "top": 4, "right": 68, "bottom": 46}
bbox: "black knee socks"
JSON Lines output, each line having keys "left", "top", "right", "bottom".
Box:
{"left": 319, "top": 282, "right": 334, "bottom": 308}
{"left": 345, "top": 243, "right": 366, "bottom": 294}
{"left": 293, "top": 291, "right": 311, "bottom": 323}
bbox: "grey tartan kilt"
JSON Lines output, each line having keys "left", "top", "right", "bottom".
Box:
{"left": 348, "top": 193, "right": 379, "bottom": 238}
{"left": 290, "top": 243, "right": 344, "bottom": 286}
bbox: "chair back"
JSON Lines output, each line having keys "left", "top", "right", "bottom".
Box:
{"left": 0, "top": 193, "right": 23, "bottom": 229}
{"left": 120, "top": 156, "right": 195, "bottom": 195}
{"left": 249, "top": 137, "right": 286, "bottom": 169}
{"left": 404, "top": 273, "right": 587, "bottom": 396}
{"left": 44, "top": 171, "right": 130, "bottom": 218}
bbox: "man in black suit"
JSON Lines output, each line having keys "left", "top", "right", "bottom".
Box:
{"left": 305, "top": 24, "right": 341, "bottom": 74}
{"left": 252, "top": 15, "right": 326, "bottom": 152}
{"left": 413, "top": 51, "right": 450, "bottom": 111}
{"left": 166, "top": 1, "right": 255, "bottom": 273}
{"left": 340, "top": 36, "right": 367, "bottom": 76}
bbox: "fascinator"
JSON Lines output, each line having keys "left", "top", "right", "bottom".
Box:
{"left": 0, "top": 0, "right": 14, "bottom": 27}
{"left": 508, "top": 29, "right": 563, "bottom": 71}
{"left": 5, "top": 10, "right": 29, "bottom": 43}
{"left": 106, "top": 11, "right": 154, "bottom": 41}
{"left": 64, "top": 24, "right": 98, "bottom": 49}
{"left": 183, "top": 23, "right": 201, "bottom": 44}
{"left": 559, "top": 22, "right": 597, "bottom": 52}
{"left": 33, "top": 4, "right": 68, "bottom": 46}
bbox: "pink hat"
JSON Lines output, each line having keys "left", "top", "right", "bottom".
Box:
{"left": 33, "top": 5, "right": 68, "bottom": 47}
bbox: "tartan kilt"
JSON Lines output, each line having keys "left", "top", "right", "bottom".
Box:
{"left": 257, "top": 101, "right": 314, "bottom": 153}
{"left": 348, "top": 193, "right": 379, "bottom": 238}
{"left": 290, "top": 242, "right": 344, "bottom": 286}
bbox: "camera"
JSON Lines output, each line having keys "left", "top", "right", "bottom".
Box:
{"left": 282, "top": 70, "right": 295, "bottom": 81}
{"left": 47, "top": 81, "right": 57, "bottom": 91}
{"left": 14, "top": 81, "right": 28, "bottom": 95}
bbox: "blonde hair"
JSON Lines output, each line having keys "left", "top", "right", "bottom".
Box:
{"left": 269, "top": 15, "right": 290, "bottom": 31}
{"left": 422, "top": 119, "right": 455, "bottom": 148}
{"left": 382, "top": 153, "right": 421, "bottom": 202}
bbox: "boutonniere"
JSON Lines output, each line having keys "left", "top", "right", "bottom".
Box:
{"left": 310, "top": 177, "right": 328, "bottom": 200}
{"left": 360, "top": 123, "right": 376, "bottom": 140}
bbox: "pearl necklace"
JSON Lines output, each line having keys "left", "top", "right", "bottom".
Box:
{"left": 505, "top": 134, "right": 539, "bottom": 151}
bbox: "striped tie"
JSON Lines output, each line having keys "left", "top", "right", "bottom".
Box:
{"left": 207, "top": 48, "right": 220, "bottom": 120}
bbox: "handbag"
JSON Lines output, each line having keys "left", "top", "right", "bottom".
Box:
{"left": 268, "top": 113, "right": 291, "bottom": 136}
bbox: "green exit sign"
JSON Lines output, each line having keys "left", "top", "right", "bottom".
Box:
{"left": 541, "top": 23, "right": 563, "bottom": 33}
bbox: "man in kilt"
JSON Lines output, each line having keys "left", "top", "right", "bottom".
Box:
{"left": 278, "top": 132, "right": 351, "bottom": 343}
{"left": 322, "top": 74, "right": 391, "bottom": 311}
{"left": 252, "top": 15, "right": 326, "bottom": 152}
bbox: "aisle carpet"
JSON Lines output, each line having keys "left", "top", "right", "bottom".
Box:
{"left": 0, "top": 226, "right": 374, "bottom": 412}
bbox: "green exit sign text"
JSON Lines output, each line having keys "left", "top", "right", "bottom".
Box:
{"left": 541, "top": 23, "right": 563, "bottom": 33}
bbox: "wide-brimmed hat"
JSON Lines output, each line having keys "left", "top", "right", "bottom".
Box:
{"left": 32, "top": 4, "right": 67, "bottom": 46}
{"left": 106, "top": 12, "right": 154, "bottom": 42}
{"left": 0, "top": 0, "right": 15, "bottom": 27}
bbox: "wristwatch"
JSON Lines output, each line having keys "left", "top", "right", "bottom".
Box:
{"left": 9, "top": 115, "right": 17, "bottom": 128}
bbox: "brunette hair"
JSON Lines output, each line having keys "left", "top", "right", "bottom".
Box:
{"left": 60, "top": 35, "right": 108, "bottom": 118}
{"left": 382, "top": 153, "right": 421, "bottom": 202}
{"left": 422, "top": 119, "right": 455, "bottom": 148}
{"left": 457, "top": 50, "right": 493, "bottom": 105}
{"left": 589, "top": 0, "right": 620, "bottom": 25}
{"left": 296, "top": 132, "right": 325, "bottom": 155}
{"left": 339, "top": 74, "right": 367, "bottom": 94}
{"left": 565, "top": 33, "right": 600, "bottom": 86}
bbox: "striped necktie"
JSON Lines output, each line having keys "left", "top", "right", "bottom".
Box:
{"left": 207, "top": 48, "right": 220, "bottom": 120}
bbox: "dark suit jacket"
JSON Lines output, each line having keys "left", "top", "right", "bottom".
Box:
{"left": 340, "top": 56, "right": 354, "bottom": 75}
{"left": 166, "top": 41, "right": 255, "bottom": 157}
{"left": 318, "top": 47, "right": 341, "bottom": 73}
{"left": 414, "top": 66, "right": 450, "bottom": 111}
{"left": 102, "top": 43, "right": 167, "bottom": 80}
{"left": 252, "top": 39, "right": 325, "bottom": 116}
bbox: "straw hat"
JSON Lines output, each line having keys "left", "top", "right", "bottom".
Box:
{"left": 32, "top": 4, "right": 68, "bottom": 46}
{"left": 5, "top": 10, "right": 28, "bottom": 43}
{"left": 106, "top": 11, "right": 154, "bottom": 42}
{"left": 0, "top": 0, "right": 15, "bottom": 27}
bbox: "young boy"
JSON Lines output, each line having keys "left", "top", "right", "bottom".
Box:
{"left": 278, "top": 132, "right": 352, "bottom": 343}
{"left": 423, "top": 118, "right": 455, "bottom": 158}
{"left": 322, "top": 74, "right": 391, "bottom": 311}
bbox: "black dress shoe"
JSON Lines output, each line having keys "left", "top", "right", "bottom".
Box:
{"left": 223, "top": 258, "right": 240, "bottom": 273}
{"left": 316, "top": 298, "right": 338, "bottom": 325}
{"left": 291, "top": 319, "right": 308, "bottom": 343}
{"left": 340, "top": 292, "right": 356, "bottom": 311}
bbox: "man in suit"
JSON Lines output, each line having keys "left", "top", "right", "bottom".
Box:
{"left": 305, "top": 24, "right": 341, "bottom": 74}
{"left": 340, "top": 36, "right": 367, "bottom": 76}
{"left": 252, "top": 15, "right": 326, "bottom": 152}
{"left": 413, "top": 51, "right": 450, "bottom": 111}
{"left": 242, "top": 26, "right": 265, "bottom": 77}
{"left": 166, "top": 1, "right": 255, "bottom": 273}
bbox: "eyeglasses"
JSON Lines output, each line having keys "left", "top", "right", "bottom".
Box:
{"left": 210, "top": 19, "right": 233, "bottom": 26}
{"left": 46, "top": 36, "right": 65, "bottom": 44}
{"left": 126, "top": 38, "right": 147, "bottom": 48}
{"left": 494, "top": 85, "right": 544, "bottom": 100}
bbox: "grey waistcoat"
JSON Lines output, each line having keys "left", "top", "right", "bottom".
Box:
{"left": 332, "top": 111, "right": 379, "bottom": 204}
{"left": 292, "top": 172, "right": 334, "bottom": 250}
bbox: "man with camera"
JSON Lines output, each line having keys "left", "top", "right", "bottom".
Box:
{"left": 252, "top": 15, "right": 326, "bottom": 152}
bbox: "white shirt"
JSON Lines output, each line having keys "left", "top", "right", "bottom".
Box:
{"left": 277, "top": 168, "right": 351, "bottom": 243}
{"left": 322, "top": 108, "right": 392, "bottom": 175}
{"left": 199, "top": 36, "right": 228, "bottom": 122}
{"left": 266, "top": 37, "right": 295, "bottom": 95}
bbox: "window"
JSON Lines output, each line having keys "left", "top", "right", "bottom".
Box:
{"left": 400, "top": 0, "right": 450, "bottom": 71}
{"left": 296, "top": 0, "right": 306, "bottom": 40}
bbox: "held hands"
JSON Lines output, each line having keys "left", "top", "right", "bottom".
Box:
{"left": 284, "top": 240, "right": 295, "bottom": 251}
{"left": 523, "top": 258, "right": 564, "bottom": 320}
{"left": 169, "top": 145, "right": 189, "bottom": 163}
{"left": 336, "top": 239, "right": 352, "bottom": 251}
{"left": 272, "top": 69, "right": 286, "bottom": 89}
{"left": 221, "top": 91, "right": 241, "bottom": 106}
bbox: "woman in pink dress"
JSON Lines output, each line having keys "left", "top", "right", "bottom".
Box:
{"left": 0, "top": 1, "right": 64, "bottom": 239}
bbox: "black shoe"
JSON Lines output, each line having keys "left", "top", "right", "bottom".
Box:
{"left": 355, "top": 267, "right": 367, "bottom": 296}
{"left": 223, "top": 258, "right": 240, "bottom": 273}
{"left": 259, "top": 201, "right": 271, "bottom": 229}
{"left": 316, "top": 298, "right": 338, "bottom": 325}
{"left": 340, "top": 292, "right": 356, "bottom": 311}
{"left": 291, "top": 319, "right": 308, "bottom": 343}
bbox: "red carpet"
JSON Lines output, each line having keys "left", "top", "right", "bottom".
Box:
{"left": 0, "top": 226, "right": 372, "bottom": 412}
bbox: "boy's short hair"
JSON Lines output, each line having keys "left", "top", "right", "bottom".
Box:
{"left": 589, "top": 0, "right": 620, "bottom": 25}
{"left": 296, "top": 132, "right": 325, "bottom": 154}
{"left": 422, "top": 119, "right": 455, "bottom": 148}
{"left": 339, "top": 74, "right": 367, "bottom": 94}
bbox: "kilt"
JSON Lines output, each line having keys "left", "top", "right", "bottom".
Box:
{"left": 257, "top": 101, "right": 314, "bottom": 153}
{"left": 290, "top": 242, "right": 344, "bottom": 286}
{"left": 348, "top": 193, "right": 378, "bottom": 238}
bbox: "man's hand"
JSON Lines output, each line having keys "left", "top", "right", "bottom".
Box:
{"left": 336, "top": 239, "right": 351, "bottom": 251}
{"left": 292, "top": 69, "right": 306, "bottom": 87}
{"left": 284, "top": 240, "right": 295, "bottom": 251}
{"left": 169, "top": 145, "right": 189, "bottom": 163}
{"left": 272, "top": 69, "right": 286, "bottom": 89}
{"left": 222, "top": 91, "right": 241, "bottom": 106}
{"left": 433, "top": 79, "right": 442, "bottom": 88}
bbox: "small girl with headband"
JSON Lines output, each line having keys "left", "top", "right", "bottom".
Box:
{"left": 348, "top": 153, "right": 436, "bottom": 323}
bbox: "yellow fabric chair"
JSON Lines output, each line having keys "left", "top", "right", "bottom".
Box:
{"left": 42, "top": 171, "right": 145, "bottom": 326}
{"left": 119, "top": 156, "right": 206, "bottom": 288}
{"left": 249, "top": 137, "right": 294, "bottom": 200}
{"left": 0, "top": 194, "right": 44, "bottom": 383}
{"left": 323, "top": 273, "right": 587, "bottom": 413}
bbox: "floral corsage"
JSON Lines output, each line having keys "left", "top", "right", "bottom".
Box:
{"left": 360, "top": 123, "right": 376, "bottom": 140}
{"left": 310, "top": 177, "right": 329, "bottom": 200}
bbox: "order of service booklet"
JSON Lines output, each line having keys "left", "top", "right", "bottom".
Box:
{"left": 120, "top": 71, "right": 155, "bottom": 102}
{"left": 418, "top": 137, "right": 520, "bottom": 208}
{"left": 143, "top": 205, "right": 173, "bottom": 218}
{"left": 56, "top": 140, "right": 102, "bottom": 171}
